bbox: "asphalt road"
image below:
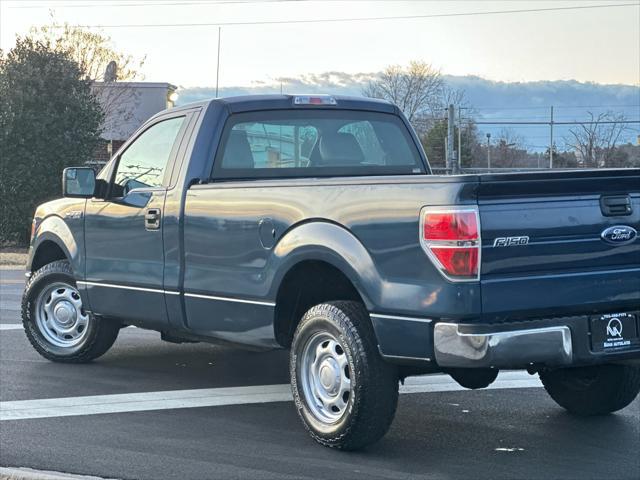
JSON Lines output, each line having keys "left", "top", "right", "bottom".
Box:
{"left": 1, "top": 268, "right": 639, "bottom": 480}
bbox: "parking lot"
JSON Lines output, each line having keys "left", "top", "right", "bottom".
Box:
{"left": 1, "top": 267, "right": 639, "bottom": 480}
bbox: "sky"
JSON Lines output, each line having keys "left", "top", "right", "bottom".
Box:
{"left": 1, "top": 0, "right": 639, "bottom": 89}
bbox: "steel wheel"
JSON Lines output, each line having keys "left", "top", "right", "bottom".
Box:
{"left": 34, "top": 281, "right": 90, "bottom": 348}
{"left": 299, "top": 331, "right": 352, "bottom": 424}
{"left": 290, "top": 301, "right": 399, "bottom": 450}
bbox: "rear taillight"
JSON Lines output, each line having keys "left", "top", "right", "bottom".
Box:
{"left": 420, "top": 207, "right": 481, "bottom": 281}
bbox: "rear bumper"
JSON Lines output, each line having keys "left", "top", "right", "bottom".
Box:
{"left": 434, "top": 323, "right": 572, "bottom": 368}
{"left": 433, "top": 312, "right": 640, "bottom": 369}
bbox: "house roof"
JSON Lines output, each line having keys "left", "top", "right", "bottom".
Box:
{"left": 92, "top": 81, "right": 177, "bottom": 90}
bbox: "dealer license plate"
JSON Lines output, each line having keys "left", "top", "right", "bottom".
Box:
{"left": 590, "top": 312, "right": 639, "bottom": 352}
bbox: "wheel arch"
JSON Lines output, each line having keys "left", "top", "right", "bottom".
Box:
{"left": 28, "top": 216, "right": 81, "bottom": 277}
{"left": 270, "top": 221, "right": 383, "bottom": 347}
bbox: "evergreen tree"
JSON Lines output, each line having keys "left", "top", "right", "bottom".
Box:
{"left": 0, "top": 37, "right": 103, "bottom": 244}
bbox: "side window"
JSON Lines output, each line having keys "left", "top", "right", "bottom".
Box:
{"left": 113, "top": 116, "right": 185, "bottom": 193}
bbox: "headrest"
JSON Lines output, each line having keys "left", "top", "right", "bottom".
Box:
{"left": 318, "top": 132, "right": 364, "bottom": 166}
{"left": 223, "top": 130, "right": 254, "bottom": 168}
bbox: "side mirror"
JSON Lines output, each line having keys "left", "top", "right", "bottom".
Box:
{"left": 62, "top": 167, "right": 96, "bottom": 198}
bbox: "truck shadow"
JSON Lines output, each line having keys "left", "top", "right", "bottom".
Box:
{"left": 359, "top": 392, "right": 640, "bottom": 480}
{"left": 96, "top": 338, "right": 639, "bottom": 480}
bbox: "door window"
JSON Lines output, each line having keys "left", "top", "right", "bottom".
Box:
{"left": 113, "top": 116, "right": 186, "bottom": 194}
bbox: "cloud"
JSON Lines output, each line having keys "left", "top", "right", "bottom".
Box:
{"left": 179, "top": 72, "right": 638, "bottom": 109}
{"left": 176, "top": 72, "right": 639, "bottom": 150}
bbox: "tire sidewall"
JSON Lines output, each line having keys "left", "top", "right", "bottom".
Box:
{"left": 290, "top": 306, "right": 362, "bottom": 440}
{"left": 23, "top": 266, "right": 97, "bottom": 358}
{"left": 540, "top": 364, "right": 640, "bottom": 415}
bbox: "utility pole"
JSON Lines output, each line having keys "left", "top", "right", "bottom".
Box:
{"left": 447, "top": 104, "right": 456, "bottom": 174}
{"left": 215, "top": 27, "right": 221, "bottom": 97}
{"left": 458, "top": 106, "right": 462, "bottom": 173}
{"left": 486, "top": 133, "right": 491, "bottom": 170}
{"left": 444, "top": 136, "right": 448, "bottom": 169}
{"left": 549, "top": 105, "right": 554, "bottom": 169}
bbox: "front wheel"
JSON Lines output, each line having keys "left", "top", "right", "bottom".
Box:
{"left": 22, "top": 260, "right": 120, "bottom": 363}
{"left": 540, "top": 364, "right": 640, "bottom": 416}
{"left": 290, "top": 301, "right": 399, "bottom": 450}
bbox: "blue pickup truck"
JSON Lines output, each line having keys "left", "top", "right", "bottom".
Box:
{"left": 23, "top": 95, "right": 640, "bottom": 450}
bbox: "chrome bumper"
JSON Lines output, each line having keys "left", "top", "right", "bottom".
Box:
{"left": 434, "top": 323, "right": 573, "bottom": 369}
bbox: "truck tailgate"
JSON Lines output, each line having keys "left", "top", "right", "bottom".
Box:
{"left": 478, "top": 169, "right": 640, "bottom": 320}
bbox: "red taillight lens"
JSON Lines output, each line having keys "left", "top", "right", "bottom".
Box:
{"left": 423, "top": 211, "right": 478, "bottom": 241}
{"left": 429, "top": 247, "right": 478, "bottom": 277}
{"left": 420, "top": 208, "right": 480, "bottom": 281}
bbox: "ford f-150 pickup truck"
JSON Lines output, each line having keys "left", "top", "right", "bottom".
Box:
{"left": 23, "top": 94, "right": 640, "bottom": 450}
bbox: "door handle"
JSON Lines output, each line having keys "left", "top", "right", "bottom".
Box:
{"left": 145, "top": 208, "right": 161, "bottom": 230}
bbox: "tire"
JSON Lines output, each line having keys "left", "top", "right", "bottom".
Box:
{"left": 21, "top": 260, "right": 120, "bottom": 363}
{"left": 290, "top": 301, "right": 399, "bottom": 450}
{"left": 540, "top": 364, "right": 640, "bottom": 416}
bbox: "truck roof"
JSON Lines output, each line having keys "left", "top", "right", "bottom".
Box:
{"left": 174, "top": 94, "right": 397, "bottom": 114}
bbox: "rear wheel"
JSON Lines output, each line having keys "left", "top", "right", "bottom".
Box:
{"left": 540, "top": 364, "right": 640, "bottom": 416}
{"left": 22, "top": 260, "right": 120, "bottom": 363}
{"left": 290, "top": 301, "right": 399, "bottom": 450}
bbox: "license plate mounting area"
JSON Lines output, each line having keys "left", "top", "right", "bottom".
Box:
{"left": 590, "top": 312, "right": 639, "bottom": 352}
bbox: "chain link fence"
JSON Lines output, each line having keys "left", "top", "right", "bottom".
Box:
{"left": 422, "top": 106, "right": 640, "bottom": 174}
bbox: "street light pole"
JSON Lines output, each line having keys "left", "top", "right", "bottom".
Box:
{"left": 458, "top": 106, "right": 462, "bottom": 172}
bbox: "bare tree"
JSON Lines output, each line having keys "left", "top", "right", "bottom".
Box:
{"left": 363, "top": 61, "right": 444, "bottom": 132}
{"left": 566, "top": 111, "right": 630, "bottom": 168}
{"left": 496, "top": 128, "right": 525, "bottom": 149}
{"left": 442, "top": 85, "right": 471, "bottom": 113}
{"left": 30, "top": 20, "right": 146, "bottom": 143}
{"left": 31, "top": 20, "right": 145, "bottom": 82}
{"left": 492, "top": 128, "right": 528, "bottom": 168}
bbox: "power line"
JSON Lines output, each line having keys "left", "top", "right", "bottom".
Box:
{"left": 9, "top": 0, "right": 306, "bottom": 8}
{"left": 43, "top": 3, "right": 638, "bottom": 28}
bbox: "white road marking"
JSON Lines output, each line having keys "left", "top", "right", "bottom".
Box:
{"left": 0, "top": 371, "right": 541, "bottom": 421}
{"left": 0, "top": 323, "right": 23, "bottom": 330}
{"left": 0, "top": 466, "right": 110, "bottom": 480}
{"left": 0, "top": 324, "right": 137, "bottom": 332}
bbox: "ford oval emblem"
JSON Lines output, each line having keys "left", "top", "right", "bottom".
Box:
{"left": 601, "top": 225, "right": 637, "bottom": 245}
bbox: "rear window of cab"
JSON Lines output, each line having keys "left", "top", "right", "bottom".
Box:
{"left": 211, "top": 109, "right": 426, "bottom": 180}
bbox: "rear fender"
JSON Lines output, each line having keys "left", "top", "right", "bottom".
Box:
{"left": 268, "top": 220, "right": 437, "bottom": 363}
{"left": 269, "top": 221, "right": 382, "bottom": 310}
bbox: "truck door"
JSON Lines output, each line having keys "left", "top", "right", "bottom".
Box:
{"left": 83, "top": 113, "right": 189, "bottom": 328}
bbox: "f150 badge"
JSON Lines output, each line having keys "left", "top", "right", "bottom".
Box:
{"left": 493, "top": 236, "right": 529, "bottom": 247}
{"left": 601, "top": 225, "right": 637, "bottom": 245}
